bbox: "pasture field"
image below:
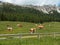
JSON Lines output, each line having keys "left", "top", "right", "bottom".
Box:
{"left": 0, "top": 36, "right": 60, "bottom": 45}
{"left": 0, "top": 21, "right": 60, "bottom": 34}
{"left": 0, "top": 21, "right": 60, "bottom": 45}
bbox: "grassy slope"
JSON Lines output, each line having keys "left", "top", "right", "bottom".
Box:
{"left": 0, "top": 21, "right": 60, "bottom": 34}
{"left": 0, "top": 37, "right": 60, "bottom": 45}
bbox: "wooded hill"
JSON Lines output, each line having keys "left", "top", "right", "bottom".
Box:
{"left": 0, "top": 2, "right": 60, "bottom": 23}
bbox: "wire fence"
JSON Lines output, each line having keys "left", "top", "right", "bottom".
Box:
{"left": 0, "top": 32, "right": 60, "bottom": 39}
{"left": 0, "top": 32, "right": 60, "bottom": 45}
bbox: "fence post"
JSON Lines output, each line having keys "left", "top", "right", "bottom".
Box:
{"left": 54, "top": 32, "right": 56, "bottom": 38}
{"left": 37, "top": 34, "right": 40, "bottom": 39}
{"left": 19, "top": 34, "right": 22, "bottom": 39}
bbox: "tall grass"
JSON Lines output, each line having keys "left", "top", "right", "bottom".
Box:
{"left": 0, "top": 36, "right": 60, "bottom": 45}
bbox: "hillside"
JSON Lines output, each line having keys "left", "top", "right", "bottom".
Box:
{"left": 0, "top": 2, "right": 60, "bottom": 23}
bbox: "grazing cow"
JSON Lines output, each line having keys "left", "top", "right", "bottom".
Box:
{"left": 30, "top": 28, "right": 36, "bottom": 33}
{"left": 7, "top": 27, "right": 12, "bottom": 31}
{"left": 7, "top": 25, "right": 13, "bottom": 31}
{"left": 38, "top": 24, "right": 44, "bottom": 29}
{"left": 17, "top": 24, "right": 23, "bottom": 27}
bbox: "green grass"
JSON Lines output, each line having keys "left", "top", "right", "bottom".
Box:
{"left": 0, "top": 37, "right": 60, "bottom": 45}
{"left": 0, "top": 21, "right": 60, "bottom": 34}
{"left": 0, "top": 21, "right": 60, "bottom": 45}
{"left": 0, "top": 21, "right": 36, "bottom": 34}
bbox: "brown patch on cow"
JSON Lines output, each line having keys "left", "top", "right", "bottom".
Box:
{"left": 38, "top": 24, "right": 44, "bottom": 29}
{"left": 17, "top": 24, "right": 23, "bottom": 27}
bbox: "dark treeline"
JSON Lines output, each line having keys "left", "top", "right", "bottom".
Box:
{"left": 0, "top": 3, "right": 60, "bottom": 23}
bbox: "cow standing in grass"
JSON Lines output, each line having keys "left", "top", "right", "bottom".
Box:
{"left": 17, "top": 24, "right": 23, "bottom": 27}
{"left": 38, "top": 24, "right": 44, "bottom": 29}
{"left": 30, "top": 28, "right": 36, "bottom": 34}
{"left": 7, "top": 25, "right": 13, "bottom": 31}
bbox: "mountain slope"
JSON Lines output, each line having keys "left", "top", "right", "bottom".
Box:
{"left": 0, "top": 2, "right": 60, "bottom": 23}
{"left": 23, "top": 5, "right": 60, "bottom": 14}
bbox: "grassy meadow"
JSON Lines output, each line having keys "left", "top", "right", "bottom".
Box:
{"left": 0, "top": 36, "right": 60, "bottom": 45}
{"left": 0, "top": 21, "right": 60, "bottom": 34}
{"left": 0, "top": 21, "right": 60, "bottom": 45}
